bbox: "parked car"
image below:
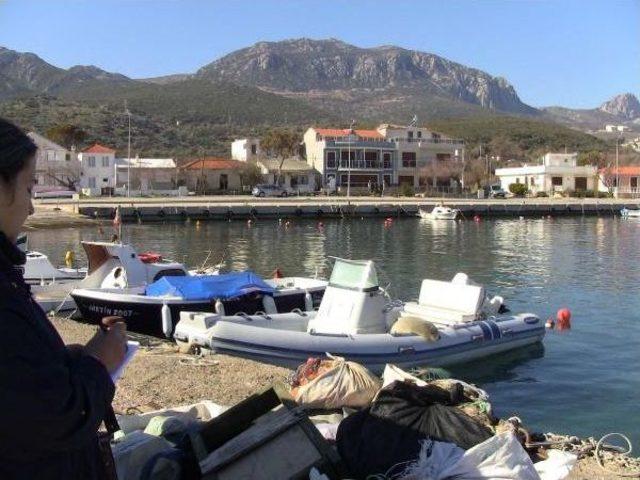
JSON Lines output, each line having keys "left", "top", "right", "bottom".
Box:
{"left": 486, "top": 184, "right": 507, "bottom": 198}
{"left": 251, "top": 184, "right": 289, "bottom": 197}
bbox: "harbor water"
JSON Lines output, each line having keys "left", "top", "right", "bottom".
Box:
{"left": 28, "top": 215, "right": 640, "bottom": 446}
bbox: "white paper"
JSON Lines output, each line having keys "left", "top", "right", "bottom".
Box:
{"left": 111, "top": 341, "right": 139, "bottom": 383}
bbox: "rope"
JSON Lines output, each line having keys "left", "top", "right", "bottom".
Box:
{"left": 595, "top": 433, "right": 640, "bottom": 478}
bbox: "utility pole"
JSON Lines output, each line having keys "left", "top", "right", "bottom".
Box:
{"left": 125, "top": 101, "right": 131, "bottom": 197}
{"left": 347, "top": 119, "right": 355, "bottom": 199}
{"left": 615, "top": 135, "right": 620, "bottom": 197}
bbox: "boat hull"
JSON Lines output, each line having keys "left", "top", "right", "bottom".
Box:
{"left": 71, "top": 288, "right": 324, "bottom": 338}
{"left": 179, "top": 313, "right": 545, "bottom": 373}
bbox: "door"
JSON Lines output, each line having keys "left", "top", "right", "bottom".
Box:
{"left": 219, "top": 174, "right": 228, "bottom": 190}
{"left": 575, "top": 177, "right": 587, "bottom": 191}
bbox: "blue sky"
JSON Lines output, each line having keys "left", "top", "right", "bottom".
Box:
{"left": 0, "top": 0, "right": 638, "bottom": 109}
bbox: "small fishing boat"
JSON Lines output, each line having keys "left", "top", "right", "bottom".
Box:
{"left": 23, "top": 251, "right": 86, "bottom": 285}
{"left": 173, "top": 259, "right": 544, "bottom": 372}
{"left": 71, "top": 263, "right": 327, "bottom": 338}
{"left": 418, "top": 204, "right": 461, "bottom": 220}
{"left": 621, "top": 207, "right": 640, "bottom": 217}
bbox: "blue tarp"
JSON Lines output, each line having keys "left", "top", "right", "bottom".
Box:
{"left": 145, "top": 271, "right": 275, "bottom": 300}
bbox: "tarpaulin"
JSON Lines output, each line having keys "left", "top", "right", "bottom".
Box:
{"left": 145, "top": 272, "right": 275, "bottom": 300}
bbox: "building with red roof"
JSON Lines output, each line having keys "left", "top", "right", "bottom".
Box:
{"left": 77, "top": 143, "right": 117, "bottom": 196}
{"left": 179, "top": 157, "right": 244, "bottom": 194}
{"left": 597, "top": 165, "right": 640, "bottom": 197}
{"left": 303, "top": 124, "right": 464, "bottom": 192}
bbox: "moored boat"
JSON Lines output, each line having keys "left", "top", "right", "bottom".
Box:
{"left": 173, "top": 258, "right": 544, "bottom": 372}
{"left": 418, "top": 205, "right": 461, "bottom": 220}
{"left": 621, "top": 207, "right": 640, "bottom": 217}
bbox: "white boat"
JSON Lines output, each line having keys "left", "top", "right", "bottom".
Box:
{"left": 418, "top": 205, "right": 461, "bottom": 220}
{"left": 23, "top": 251, "right": 87, "bottom": 285}
{"left": 621, "top": 207, "right": 640, "bottom": 217}
{"left": 173, "top": 259, "right": 544, "bottom": 373}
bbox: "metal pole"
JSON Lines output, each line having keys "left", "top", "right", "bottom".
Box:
{"left": 347, "top": 120, "right": 355, "bottom": 199}
{"left": 615, "top": 136, "right": 619, "bottom": 197}
{"left": 127, "top": 107, "right": 131, "bottom": 197}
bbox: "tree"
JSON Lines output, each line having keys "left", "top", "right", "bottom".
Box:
{"left": 45, "top": 124, "right": 87, "bottom": 149}
{"left": 577, "top": 150, "right": 606, "bottom": 168}
{"left": 261, "top": 129, "right": 299, "bottom": 184}
{"left": 239, "top": 162, "right": 263, "bottom": 189}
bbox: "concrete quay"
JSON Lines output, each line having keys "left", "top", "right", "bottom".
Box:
{"left": 37, "top": 196, "right": 640, "bottom": 222}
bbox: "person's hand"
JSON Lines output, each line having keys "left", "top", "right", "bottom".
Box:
{"left": 84, "top": 316, "right": 127, "bottom": 374}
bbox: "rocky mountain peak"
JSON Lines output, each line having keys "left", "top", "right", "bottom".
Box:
{"left": 599, "top": 93, "right": 640, "bottom": 120}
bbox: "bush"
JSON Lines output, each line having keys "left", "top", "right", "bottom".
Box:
{"left": 535, "top": 191, "right": 548, "bottom": 197}
{"left": 584, "top": 190, "right": 595, "bottom": 198}
{"left": 508, "top": 183, "right": 528, "bottom": 197}
{"left": 400, "top": 184, "right": 415, "bottom": 197}
{"left": 597, "top": 191, "right": 612, "bottom": 198}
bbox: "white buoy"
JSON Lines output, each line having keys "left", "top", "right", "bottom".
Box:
{"left": 214, "top": 298, "right": 225, "bottom": 315}
{"left": 161, "top": 303, "right": 172, "bottom": 338}
{"left": 304, "top": 291, "right": 314, "bottom": 311}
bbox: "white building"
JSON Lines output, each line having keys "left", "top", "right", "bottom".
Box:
{"left": 303, "top": 125, "right": 463, "bottom": 190}
{"left": 495, "top": 153, "right": 597, "bottom": 194}
{"left": 115, "top": 157, "right": 177, "bottom": 195}
{"left": 257, "top": 158, "right": 316, "bottom": 193}
{"left": 78, "top": 144, "right": 117, "bottom": 196}
{"left": 27, "top": 132, "right": 80, "bottom": 191}
{"left": 605, "top": 124, "right": 630, "bottom": 133}
{"left": 231, "top": 138, "right": 261, "bottom": 162}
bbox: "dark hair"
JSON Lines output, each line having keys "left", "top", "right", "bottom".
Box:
{"left": 0, "top": 118, "right": 37, "bottom": 185}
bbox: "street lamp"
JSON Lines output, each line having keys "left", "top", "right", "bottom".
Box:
{"left": 615, "top": 134, "right": 620, "bottom": 197}
{"left": 125, "top": 101, "right": 131, "bottom": 197}
{"left": 347, "top": 119, "right": 355, "bottom": 199}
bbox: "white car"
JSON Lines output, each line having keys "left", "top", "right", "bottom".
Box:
{"left": 252, "top": 184, "right": 289, "bottom": 197}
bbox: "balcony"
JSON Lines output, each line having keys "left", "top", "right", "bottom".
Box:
{"left": 388, "top": 137, "right": 464, "bottom": 146}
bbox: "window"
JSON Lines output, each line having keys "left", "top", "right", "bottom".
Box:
{"left": 88, "top": 177, "right": 96, "bottom": 188}
{"left": 551, "top": 176, "right": 563, "bottom": 187}
{"left": 408, "top": 131, "right": 414, "bottom": 140}
{"left": 516, "top": 178, "right": 520, "bottom": 184}
{"left": 530, "top": 177, "right": 535, "bottom": 186}
{"left": 436, "top": 153, "right": 451, "bottom": 162}
{"left": 251, "top": 144, "right": 257, "bottom": 155}
{"left": 401, "top": 152, "right": 416, "bottom": 168}
{"left": 575, "top": 177, "right": 587, "bottom": 191}
{"left": 417, "top": 131, "right": 422, "bottom": 139}
{"left": 383, "top": 153, "right": 392, "bottom": 169}
{"left": 219, "top": 174, "right": 228, "bottom": 190}
{"left": 102, "top": 156, "right": 110, "bottom": 167}
{"left": 65, "top": 153, "right": 71, "bottom": 161}
{"left": 102, "top": 178, "right": 108, "bottom": 183}
{"left": 326, "top": 151, "right": 336, "bottom": 169}
{"left": 87, "top": 156, "right": 96, "bottom": 167}
{"left": 631, "top": 177, "right": 638, "bottom": 189}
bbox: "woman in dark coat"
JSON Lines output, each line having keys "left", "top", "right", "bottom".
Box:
{"left": 0, "top": 118, "right": 127, "bottom": 479}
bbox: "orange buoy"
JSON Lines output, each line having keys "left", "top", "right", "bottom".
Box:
{"left": 556, "top": 308, "right": 572, "bottom": 330}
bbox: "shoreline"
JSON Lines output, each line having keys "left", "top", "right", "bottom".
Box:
{"left": 28, "top": 196, "right": 640, "bottom": 227}
{"left": 50, "top": 316, "right": 639, "bottom": 478}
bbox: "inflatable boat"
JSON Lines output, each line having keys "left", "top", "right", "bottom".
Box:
{"left": 173, "top": 259, "right": 545, "bottom": 372}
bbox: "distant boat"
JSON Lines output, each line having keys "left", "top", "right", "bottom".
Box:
{"left": 418, "top": 205, "right": 460, "bottom": 220}
{"left": 621, "top": 207, "right": 640, "bottom": 217}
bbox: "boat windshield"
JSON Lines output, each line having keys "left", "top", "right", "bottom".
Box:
{"left": 329, "top": 259, "right": 379, "bottom": 290}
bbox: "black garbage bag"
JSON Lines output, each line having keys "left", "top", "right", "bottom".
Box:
{"left": 370, "top": 381, "right": 493, "bottom": 450}
{"left": 336, "top": 408, "right": 428, "bottom": 480}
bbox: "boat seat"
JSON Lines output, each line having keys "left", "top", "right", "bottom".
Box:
{"left": 402, "top": 279, "right": 485, "bottom": 326}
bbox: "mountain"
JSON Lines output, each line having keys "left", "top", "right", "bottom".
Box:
{"left": 197, "top": 38, "right": 538, "bottom": 117}
{"left": 542, "top": 93, "right": 640, "bottom": 131}
{"left": 599, "top": 93, "right": 640, "bottom": 120}
{"left": 0, "top": 41, "right": 612, "bottom": 157}
{"left": 0, "top": 47, "right": 134, "bottom": 99}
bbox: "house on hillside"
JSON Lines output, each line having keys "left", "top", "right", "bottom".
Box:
{"left": 27, "top": 132, "right": 80, "bottom": 192}
{"left": 597, "top": 165, "right": 640, "bottom": 198}
{"left": 495, "top": 153, "right": 597, "bottom": 195}
{"left": 179, "top": 158, "right": 243, "bottom": 194}
{"left": 115, "top": 157, "right": 178, "bottom": 195}
{"left": 78, "top": 143, "right": 117, "bottom": 196}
